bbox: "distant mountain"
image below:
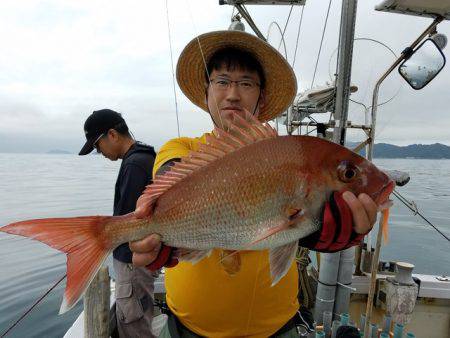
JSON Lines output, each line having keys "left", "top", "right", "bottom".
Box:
{"left": 46, "top": 149, "right": 72, "bottom": 154}
{"left": 347, "top": 142, "right": 450, "bottom": 159}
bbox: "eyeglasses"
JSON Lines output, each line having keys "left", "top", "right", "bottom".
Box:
{"left": 93, "top": 133, "right": 105, "bottom": 152}
{"left": 209, "top": 77, "right": 260, "bottom": 92}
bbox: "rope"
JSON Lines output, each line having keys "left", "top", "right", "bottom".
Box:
{"left": 165, "top": 0, "right": 181, "bottom": 137}
{"left": 328, "top": 38, "right": 401, "bottom": 117}
{"left": 327, "top": 0, "right": 342, "bottom": 127}
{"left": 292, "top": 5, "right": 305, "bottom": 68}
{"left": 276, "top": 5, "right": 294, "bottom": 54}
{"left": 184, "top": 0, "right": 225, "bottom": 130}
{"left": 267, "top": 5, "right": 293, "bottom": 131}
{"left": 296, "top": 247, "right": 314, "bottom": 309}
{"left": 393, "top": 190, "right": 450, "bottom": 242}
{"left": 316, "top": 297, "right": 335, "bottom": 303}
{"left": 0, "top": 275, "right": 66, "bottom": 338}
{"left": 337, "top": 282, "right": 356, "bottom": 291}
{"left": 267, "top": 21, "right": 288, "bottom": 59}
{"left": 269, "top": 6, "right": 296, "bottom": 132}
{"left": 311, "top": 0, "right": 333, "bottom": 89}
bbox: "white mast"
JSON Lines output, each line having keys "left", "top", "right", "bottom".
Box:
{"left": 316, "top": 0, "right": 359, "bottom": 322}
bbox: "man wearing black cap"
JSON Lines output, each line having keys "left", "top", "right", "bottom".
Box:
{"left": 80, "top": 109, "right": 157, "bottom": 337}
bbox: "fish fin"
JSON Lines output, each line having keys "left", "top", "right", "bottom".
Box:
{"left": 1, "top": 216, "right": 114, "bottom": 313}
{"left": 249, "top": 223, "right": 291, "bottom": 247}
{"left": 381, "top": 208, "right": 390, "bottom": 244}
{"left": 269, "top": 241, "right": 298, "bottom": 286}
{"left": 249, "top": 209, "right": 305, "bottom": 247}
{"left": 135, "top": 111, "right": 277, "bottom": 217}
{"left": 219, "top": 250, "right": 242, "bottom": 276}
{"left": 175, "top": 248, "right": 212, "bottom": 264}
{"left": 135, "top": 192, "right": 157, "bottom": 218}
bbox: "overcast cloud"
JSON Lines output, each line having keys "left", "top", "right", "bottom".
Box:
{"left": 0, "top": 0, "right": 449, "bottom": 153}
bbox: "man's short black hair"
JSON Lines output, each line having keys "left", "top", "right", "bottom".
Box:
{"left": 206, "top": 47, "right": 266, "bottom": 89}
{"left": 113, "top": 121, "right": 131, "bottom": 137}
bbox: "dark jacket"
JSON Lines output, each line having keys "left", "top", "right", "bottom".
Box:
{"left": 113, "top": 141, "right": 156, "bottom": 263}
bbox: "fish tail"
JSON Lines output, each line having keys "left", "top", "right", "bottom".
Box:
{"left": 1, "top": 216, "right": 114, "bottom": 313}
{"left": 381, "top": 208, "right": 390, "bottom": 244}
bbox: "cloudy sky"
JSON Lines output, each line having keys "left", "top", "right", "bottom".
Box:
{"left": 0, "top": 0, "right": 449, "bottom": 153}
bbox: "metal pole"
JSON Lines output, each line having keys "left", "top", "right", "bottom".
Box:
{"left": 362, "top": 218, "right": 384, "bottom": 338}
{"left": 332, "top": 0, "right": 358, "bottom": 146}
{"left": 314, "top": 253, "right": 340, "bottom": 324}
{"left": 363, "top": 17, "right": 444, "bottom": 338}
{"left": 315, "top": 0, "right": 358, "bottom": 323}
{"left": 334, "top": 247, "right": 355, "bottom": 315}
{"left": 234, "top": 4, "right": 267, "bottom": 41}
{"left": 332, "top": 0, "right": 358, "bottom": 319}
{"left": 367, "top": 16, "right": 443, "bottom": 160}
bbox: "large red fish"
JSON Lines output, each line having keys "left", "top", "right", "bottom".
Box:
{"left": 0, "top": 113, "right": 394, "bottom": 313}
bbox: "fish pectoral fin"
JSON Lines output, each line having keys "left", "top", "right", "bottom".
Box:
{"left": 175, "top": 248, "right": 212, "bottom": 264}
{"left": 269, "top": 241, "right": 298, "bottom": 286}
{"left": 134, "top": 194, "right": 156, "bottom": 219}
{"left": 248, "top": 209, "right": 305, "bottom": 247}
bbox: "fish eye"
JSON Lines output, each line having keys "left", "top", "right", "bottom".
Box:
{"left": 338, "top": 161, "right": 359, "bottom": 183}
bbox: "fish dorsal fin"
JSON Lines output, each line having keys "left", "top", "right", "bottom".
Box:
{"left": 135, "top": 111, "right": 277, "bottom": 218}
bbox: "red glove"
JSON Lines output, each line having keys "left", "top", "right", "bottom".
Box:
{"left": 146, "top": 244, "right": 178, "bottom": 271}
{"left": 298, "top": 191, "right": 366, "bottom": 252}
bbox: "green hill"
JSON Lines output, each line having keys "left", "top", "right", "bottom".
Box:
{"left": 348, "top": 142, "right": 450, "bottom": 159}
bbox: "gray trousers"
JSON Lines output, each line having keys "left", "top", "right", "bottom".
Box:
{"left": 114, "top": 258, "right": 156, "bottom": 338}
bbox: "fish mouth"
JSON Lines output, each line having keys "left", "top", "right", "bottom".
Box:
{"left": 373, "top": 180, "right": 395, "bottom": 210}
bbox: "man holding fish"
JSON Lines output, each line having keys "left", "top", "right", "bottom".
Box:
{"left": 129, "top": 31, "right": 389, "bottom": 337}
{"left": 1, "top": 30, "right": 394, "bottom": 338}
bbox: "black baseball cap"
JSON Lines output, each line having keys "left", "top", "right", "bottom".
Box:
{"left": 79, "top": 109, "right": 127, "bottom": 155}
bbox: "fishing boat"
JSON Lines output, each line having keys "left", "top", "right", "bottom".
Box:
{"left": 2, "top": 1, "right": 449, "bottom": 337}
{"left": 65, "top": 1, "right": 450, "bottom": 337}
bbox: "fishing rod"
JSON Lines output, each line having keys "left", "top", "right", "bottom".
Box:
{"left": 393, "top": 189, "right": 450, "bottom": 243}
{"left": 0, "top": 275, "right": 66, "bottom": 338}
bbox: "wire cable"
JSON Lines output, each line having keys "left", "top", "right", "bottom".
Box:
{"left": 166, "top": 0, "right": 181, "bottom": 137}
{"left": 393, "top": 190, "right": 450, "bottom": 242}
{"left": 184, "top": 0, "right": 226, "bottom": 130}
{"left": 328, "top": 37, "right": 400, "bottom": 108}
{"left": 292, "top": 5, "right": 305, "bottom": 68}
{"left": 277, "top": 5, "right": 294, "bottom": 52}
{"left": 267, "top": 21, "right": 288, "bottom": 59}
{"left": 311, "top": 0, "right": 333, "bottom": 89}
{"left": 1, "top": 275, "right": 66, "bottom": 338}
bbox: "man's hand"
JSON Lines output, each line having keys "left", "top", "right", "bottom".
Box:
{"left": 299, "top": 191, "right": 379, "bottom": 252}
{"left": 341, "top": 191, "right": 378, "bottom": 235}
{"left": 130, "top": 234, "right": 162, "bottom": 266}
{"left": 130, "top": 234, "right": 178, "bottom": 270}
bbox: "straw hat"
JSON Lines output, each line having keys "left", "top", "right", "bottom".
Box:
{"left": 176, "top": 30, "right": 297, "bottom": 122}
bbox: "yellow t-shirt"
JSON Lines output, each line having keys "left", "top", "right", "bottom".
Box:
{"left": 154, "top": 134, "right": 299, "bottom": 337}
